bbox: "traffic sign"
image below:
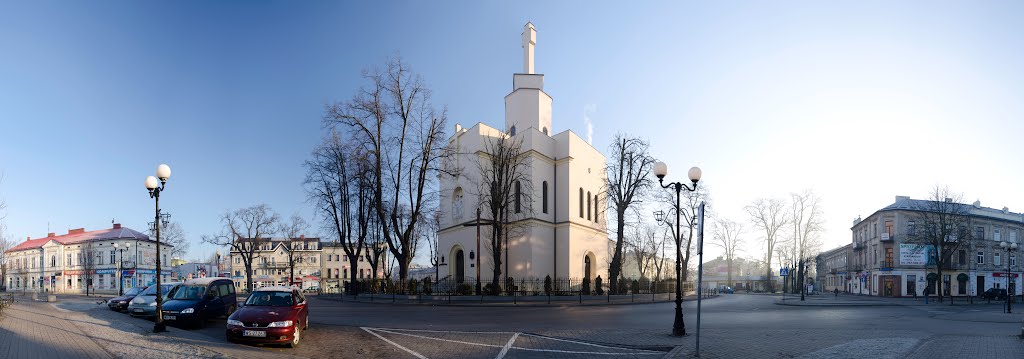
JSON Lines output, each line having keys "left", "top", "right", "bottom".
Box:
{"left": 780, "top": 268, "right": 789, "bottom": 276}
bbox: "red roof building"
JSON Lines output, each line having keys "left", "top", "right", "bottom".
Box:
{"left": 6, "top": 223, "right": 173, "bottom": 294}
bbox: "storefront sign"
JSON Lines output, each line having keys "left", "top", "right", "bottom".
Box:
{"left": 96, "top": 269, "right": 116, "bottom": 275}
{"left": 993, "top": 273, "right": 1019, "bottom": 278}
{"left": 899, "top": 244, "right": 932, "bottom": 266}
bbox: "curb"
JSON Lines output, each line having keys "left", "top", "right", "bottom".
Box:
{"left": 315, "top": 294, "right": 723, "bottom": 308}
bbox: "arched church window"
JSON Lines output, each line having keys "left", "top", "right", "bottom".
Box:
{"left": 453, "top": 187, "right": 464, "bottom": 221}
{"left": 542, "top": 181, "right": 548, "bottom": 214}
{"left": 594, "top": 194, "right": 600, "bottom": 222}
{"left": 542, "top": 127, "right": 548, "bottom": 135}
{"left": 51, "top": 255, "right": 56, "bottom": 268}
{"left": 515, "top": 181, "right": 522, "bottom": 213}
{"left": 579, "top": 188, "right": 584, "bottom": 218}
{"left": 587, "top": 191, "right": 592, "bottom": 220}
{"left": 509, "top": 125, "right": 517, "bottom": 136}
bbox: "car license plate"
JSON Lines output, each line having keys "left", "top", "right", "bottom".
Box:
{"left": 165, "top": 315, "right": 176, "bottom": 320}
{"left": 243, "top": 330, "right": 266, "bottom": 337}
{"left": 133, "top": 309, "right": 144, "bottom": 313}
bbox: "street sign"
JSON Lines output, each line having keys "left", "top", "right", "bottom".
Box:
{"left": 780, "top": 268, "right": 789, "bottom": 276}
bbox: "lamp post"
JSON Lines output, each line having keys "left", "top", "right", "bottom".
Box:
{"left": 144, "top": 163, "right": 171, "bottom": 333}
{"left": 113, "top": 243, "right": 130, "bottom": 296}
{"left": 652, "top": 161, "right": 701, "bottom": 337}
{"left": 1000, "top": 241, "right": 1018, "bottom": 314}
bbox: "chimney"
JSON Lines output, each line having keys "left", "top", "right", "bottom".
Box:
{"left": 113, "top": 223, "right": 122, "bottom": 229}
{"left": 1003, "top": 207, "right": 1010, "bottom": 214}
{"left": 944, "top": 198, "right": 953, "bottom": 203}
{"left": 68, "top": 228, "right": 86, "bottom": 235}
{"left": 300, "top": 234, "right": 305, "bottom": 239}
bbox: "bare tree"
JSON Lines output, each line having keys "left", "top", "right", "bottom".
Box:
{"left": 279, "top": 214, "right": 309, "bottom": 288}
{"left": 903, "top": 186, "right": 976, "bottom": 302}
{"left": 790, "top": 189, "right": 825, "bottom": 300}
{"left": 474, "top": 135, "right": 532, "bottom": 292}
{"left": 325, "top": 56, "right": 451, "bottom": 282}
{"left": 655, "top": 183, "right": 712, "bottom": 282}
{"left": 651, "top": 225, "right": 671, "bottom": 282}
{"left": 606, "top": 134, "right": 656, "bottom": 294}
{"left": 305, "top": 132, "right": 374, "bottom": 292}
{"left": 420, "top": 209, "right": 442, "bottom": 281}
{"left": 202, "top": 205, "right": 279, "bottom": 292}
{"left": 0, "top": 173, "right": 10, "bottom": 289}
{"left": 626, "top": 224, "right": 659, "bottom": 279}
{"left": 746, "top": 197, "right": 789, "bottom": 292}
{"left": 712, "top": 218, "right": 744, "bottom": 286}
{"left": 149, "top": 221, "right": 189, "bottom": 261}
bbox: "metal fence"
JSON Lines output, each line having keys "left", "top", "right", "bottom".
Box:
{"left": 335, "top": 276, "right": 695, "bottom": 297}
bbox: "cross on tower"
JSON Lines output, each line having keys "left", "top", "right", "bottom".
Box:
{"left": 522, "top": 22, "right": 536, "bottom": 74}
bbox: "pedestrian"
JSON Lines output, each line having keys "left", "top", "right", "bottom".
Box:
{"left": 834, "top": 288, "right": 839, "bottom": 297}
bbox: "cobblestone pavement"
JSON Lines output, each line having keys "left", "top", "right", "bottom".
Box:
{"left": 0, "top": 298, "right": 111, "bottom": 359}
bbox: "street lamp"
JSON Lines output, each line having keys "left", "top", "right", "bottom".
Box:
{"left": 653, "top": 161, "right": 701, "bottom": 337}
{"left": 1000, "top": 241, "right": 1018, "bottom": 313}
{"left": 113, "top": 243, "right": 130, "bottom": 296}
{"left": 145, "top": 163, "right": 171, "bottom": 333}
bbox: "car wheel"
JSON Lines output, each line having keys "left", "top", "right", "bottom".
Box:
{"left": 287, "top": 327, "right": 301, "bottom": 348}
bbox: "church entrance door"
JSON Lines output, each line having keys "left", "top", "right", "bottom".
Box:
{"left": 455, "top": 250, "right": 465, "bottom": 284}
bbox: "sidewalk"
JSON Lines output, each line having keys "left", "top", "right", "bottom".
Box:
{"left": 774, "top": 293, "right": 1015, "bottom": 307}
{"left": 0, "top": 297, "right": 112, "bottom": 358}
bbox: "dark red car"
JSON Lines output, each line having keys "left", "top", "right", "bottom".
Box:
{"left": 225, "top": 286, "right": 309, "bottom": 347}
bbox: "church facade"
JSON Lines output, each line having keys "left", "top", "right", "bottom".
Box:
{"left": 437, "top": 23, "right": 609, "bottom": 284}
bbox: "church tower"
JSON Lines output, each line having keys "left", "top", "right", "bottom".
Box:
{"left": 505, "top": 22, "right": 553, "bottom": 136}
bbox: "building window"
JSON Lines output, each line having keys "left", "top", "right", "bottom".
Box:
{"left": 51, "top": 255, "right": 56, "bottom": 267}
{"left": 995, "top": 228, "right": 1001, "bottom": 242}
{"left": 509, "top": 125, "right": 516, "bottom": 136}
{"left": 542, "top": 181, "right": 548, "bottom": 214}
{"left": 958, "top": 250, "right": 966, "bottom": 265}
{"left": 907, "top": 221, "right": 916, "bottom": 236}
{"left": 579, "top": 188, "right": 584, "bottom": 218}
{"left": 586, "top": 191, "right": 592, "bottom": 221}
{"left": 1012, "top": 255, "right": 1017, "bottom": 267}
{"left": 110, "top": 250, "right": 116, "bottom": 264}
{"left": 594, "top": 194, "right": 600, "bottom": 222}
{"left": 515, "top": 181, "right": 522, "bottom": 213}
{"left": 995, "top": 252, "right": 1002, "bottom": 266}
{"left": 452, "top": 187, "right": 464, "bottom": 221}
{"left": 975, "top": 226, "right": 984, "bottom": 240}
{"left": 906, "top": 275, "right": 916, "bottom": 296}
{"left": 327, "top": 255, "right": 332, "bottom": 262}
{"left": 1012, "top": 230, "right": 1019, "bottom": 243}
{"left": 235, "top": 257, "right": 240, "bottom": 264}
{"left": 977, "top": 251, "right": 984, "bottom": 264}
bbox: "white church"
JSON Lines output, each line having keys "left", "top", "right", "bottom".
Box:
{"left": 437, "top": 23, "right": 609, "bottom": 284}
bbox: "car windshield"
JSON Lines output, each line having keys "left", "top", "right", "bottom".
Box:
{"left": 171, "top": 285, "right": 206, "bottom": 300}
{"left": 245, "top": 291, "right": 293, "bottom": 307}
{"left": 141, "top": 284, "right": 175, "bottom": 296}
{"left": 124, "top": 287, "right": 145, "bottom": 296}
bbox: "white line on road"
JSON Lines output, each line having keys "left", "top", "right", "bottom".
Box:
{"left": 518, "top": 333, "right": 666, "bottom": 353}
{"left": 494, "top": 332, "right": 520, "bottom": 359}
{"left": 361, "top": 327, "right": 429, "bottom": 359}
{"left": 374, "top": 328, "right": 504, "bottom": 349}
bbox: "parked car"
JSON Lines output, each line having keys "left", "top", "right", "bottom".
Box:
{"left": 161, "top": 278, "right": 237, "bottom": 328}
{"left": 226, "top": 286, "right": 309, "bottom": 348}
{"left": 720, "top": 286, "right": 734, "bottom": 294}
{"left": 128, "top": 282, "right": 181, "bottom": 318}
{"left": 983, "top": 288, "right": 1008, "bottom": 300}
{"left": 108, "top": 286, "right": 146, "bottom": 312}
{"left": 302, "top": 286, "right": 319, "bottom": 294}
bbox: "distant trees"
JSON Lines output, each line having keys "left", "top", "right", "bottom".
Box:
{"left": 746, "top": 198, "right": 788, "bottom": 293}
{"left": 903, "top": 186, "right": 976, "bottom": 303}
{"left": 149, "top": 221, "right": 189, "bottom": 261}
{"left": 606, "top": 134, "right": 656, "bottom": 294}
{"left": 324, "top": 56, "right": 451, "bottom": 282}
{"left": 789, "top": 190, "right": 824, "bottom": 299}
{"left": 712, "top": 218, "right": 743, "bottom": 286}
{"left": 279, "top": 214, "right": 309, "bottom": 287}
{"left": 202, "top": 204, "right": 279, "bottom": 293}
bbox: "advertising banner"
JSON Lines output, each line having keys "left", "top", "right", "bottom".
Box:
{"left": 899, "top": 244, "right": 932, "bottom": 266}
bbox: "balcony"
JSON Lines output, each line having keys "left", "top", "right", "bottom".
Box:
{"left": 853, "top": 243, "right": 865, "bottom": 251}
{"left": 881, "top": 233, "right": 894, "bottom": 242}
{"left": 879, "top": 260, "right": 894, "bottom": 270}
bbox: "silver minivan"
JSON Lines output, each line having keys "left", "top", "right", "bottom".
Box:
{"left": 128, "top": 282, "right": 182, "bottom": 318}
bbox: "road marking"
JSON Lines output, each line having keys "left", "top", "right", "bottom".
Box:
{"left": 365, "top": 327, "right": 665, "bottom": 356}
{"left": 494, "top": 332, "right": 519, "bottom": 359}
{"left": 361, "top": 327, "right": 429, "bottom": 359}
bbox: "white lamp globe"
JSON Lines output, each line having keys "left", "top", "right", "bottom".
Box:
{"left": 653, "top": 162, "right": 668, "bottom": 178}
{"left": 156, "top": 164, "right": 171, "bottom": 181}
{"left": 688, "top": 166, "right": 703, "bottom": 183}
{"left": 145, "top": 176, "right": 159, "bottom": 190}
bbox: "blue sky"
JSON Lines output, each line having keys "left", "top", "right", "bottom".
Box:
{"left": 2, "top": 1, "right": 1024, "bottom": 264}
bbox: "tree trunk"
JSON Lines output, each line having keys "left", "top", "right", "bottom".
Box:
{"left": 245, "top": 263, "right": 254, "bottom": 293}
{"left": 491, "top": 225, "right": 502, "bottom": 292}
{"left": 609, "top": 208, "right": 626, "bottom": 295}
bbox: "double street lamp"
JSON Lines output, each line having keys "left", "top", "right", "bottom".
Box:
{"left": 652, "top": 162, "right": 701, "bottom": 337}
{"left": 999, "top": 241, "right": 1018, "bottom": 314}
{"left": 112, "top": 242, "right": 131, "bottom": 296}
{"left": 144, "top": 164, "right": 171, "bottom": 333}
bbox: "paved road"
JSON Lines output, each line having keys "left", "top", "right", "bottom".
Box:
{"left": 307, "top": 293, "right": 1024, "bottom": 358}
